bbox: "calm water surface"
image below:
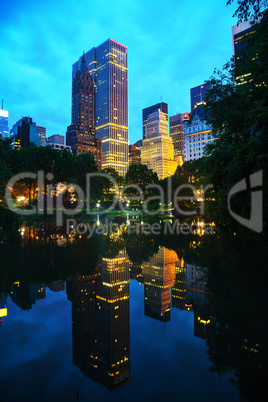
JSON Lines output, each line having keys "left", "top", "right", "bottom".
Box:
{"left": 0, "top": 221, "right": 266, "bottom": 402}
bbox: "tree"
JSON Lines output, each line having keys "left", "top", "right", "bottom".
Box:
{"left": 125, "top": 163, "right": 158, "bottom": 189}
{"left": 74, "top": 152, "right": 100, "bottom": 202}
{"left": 202, "top": 11, "right": 268, "bottom": 230}
{"left": 0, "top": 136, "right": 13, "bottom": 203}
{"left": 227, "top": 0, "right": 268, "bottom": 22}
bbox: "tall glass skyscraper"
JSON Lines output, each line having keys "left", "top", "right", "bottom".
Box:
{"left": 73, "top": 39, "right": 128, "bottom": 176}
{"left": 190, "top": 84, "right": 210, "bottom": 113}
{"left": 10, "top": 117, "right": 40, "bottom": 149}
{"left": 0, "top": 107, "right": 9, "bottom": 138}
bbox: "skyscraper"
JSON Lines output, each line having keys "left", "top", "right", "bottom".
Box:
{"left": 141, "top": 109, "right": 177, "bottom": 180}
{"left": 73, "top": 39, "right": 128, "bottom": 176}
{"left": 232, "top": 18, "right": 255, "bottom": 57}
{"left": 142, "top": 102, "right": 168, "bottom": 139}
{"left": 0, "top": 100, "right": 9, "bottom": 138}
{"left": 232, "top": 18, "right": 258, "bottom": 85}
{"left": 190, "top": 84, "right": 210, "bottom": 113}
{"left": 36, "top": 126, "right": 46, "bottom": 146}
{"left": 129, "top": 144, "right": 141, "bottom": 165}
{"left": 10, "top": 117, "right": 40, "bottom": 149}
{"left": 169, "top": 112, "right": 189, "bottom": 166}
{"left": 67, "top": 53, "right": 102, "bottom": 169}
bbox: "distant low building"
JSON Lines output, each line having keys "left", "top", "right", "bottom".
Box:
{"left": 10, "top": 117, "right": 40, "bottom": 149}
{"left": 45, "top": 134, "right": 72, "bottom": 152}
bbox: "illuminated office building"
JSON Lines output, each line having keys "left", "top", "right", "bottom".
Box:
{"left": 0, "top": 101, "right": 9, "bottom": 137}
{"left": 141, "top": 109, "right": 177, "bottom": 179}
{"left": 67, "top": 250, "right": 130, "bottom": 391}
{"left": 142, "top": 247, "right": 177, "bottom": 322}
{"left": 10, "top": 282, "right": 46, "bottom": 310}
{"left": 36, "top": 126, "right": 46, "bottom": 146}
{"left": 190, "top": 84, "right": 210, "bottom": 113}
{"left": 72, "top": 39, "right": 128, "bottom": 176}
{"left": 67, "top": 53, "right": 102, "bottom": 169}
{"left": 10, "top": 117, "right": 40, "bottom": 149}
{"left": 95, "top": 250, "right": 130, "bottom": 390}
{"left": 129, "top": 144, "right": 141, "bottom": 165}
{"left": 232, "top": 18, "right": 258, "bottom": 85}
{"left": 184, "top": 104, "right": 216, "bottom": 161}
{"left": 142, "top": 102, "right": 168, "bottom": 139}
{"left": 169, "top": 112, "right": 189, "bottom": 166}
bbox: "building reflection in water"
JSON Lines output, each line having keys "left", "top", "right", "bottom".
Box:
{"left": 0, "top": 294, "right": 8, "bottom": 328}
{"left": 67, "top": 249, "right": 130, "bottom": 391}
{"left": 10, "top": 282, "right": 46, "bottom": 311}
{"left": 172, "top": 260, "right": 215, "bottom": 340}
{"left": 142, "top": 247, "right": 176, "bottom": 322}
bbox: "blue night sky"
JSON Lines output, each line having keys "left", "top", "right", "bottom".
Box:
{"left": 1, "top": 0, "right": 237, "bottom": 144}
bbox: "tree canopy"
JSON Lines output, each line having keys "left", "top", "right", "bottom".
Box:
{"left": 227, "top": 0, "right": 268, "bottom": 22}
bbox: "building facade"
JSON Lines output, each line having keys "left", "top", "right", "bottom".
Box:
{"left": 169, "top": 112, "right": 189, "bottom": 166}
{"left": 129, "top": 144, "right": 141, "bottom": 165}
{"left": 142, "top": 102, "right": 168, "bottom": 139}
{"left": 142, "top": 247, "right": 177, "bottom": 322}
{"left": 72, "top": 39, "right": 128, "bottom": 176}
{"left": 0, "top": 294, "right": 7, "bottom": 329}
{"left": 184, "top": 104, "right": 216, "bottom": 161}
{"left": 0, "top": 103, "right": 9, "bottom": 138}
{"left": 190, "top": 84, "right": 210, "bottom": 113}
{"left": 232, "top": 18, "right": 258, "bottom": 85}
{"left": 67, "top": 53, "right": 102, "bottom": 169}
{"left": 10, "top": 117, "right": 40, "bottom": 149}
{"left": 46, "top": 134, "right": 72, "bottom": 152}
{"left": 36, "top": 126, "right": 46, "bottom": 146}
{"left": 141, "top": 110, "right": 177, "bottom": 180}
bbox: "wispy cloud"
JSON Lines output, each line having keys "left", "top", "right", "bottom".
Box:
{"left": 1, "top": 0, "right": 237, "bottom": 142}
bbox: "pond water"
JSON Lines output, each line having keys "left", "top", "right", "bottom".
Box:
{"left": 0, "top": 220, "right": 266, "bottom": 402}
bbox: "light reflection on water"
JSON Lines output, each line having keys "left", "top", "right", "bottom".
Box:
{"left": 0, "top": 221, "right": 266, "bottom": 402}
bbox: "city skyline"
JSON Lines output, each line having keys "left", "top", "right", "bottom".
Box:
{"left": 1, "top": 0, "right": 237, "bottom": 144}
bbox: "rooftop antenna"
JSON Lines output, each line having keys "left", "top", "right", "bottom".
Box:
{"left": 160, "top": 96, "right": 162, "bottom": 102}
{"left": 1, "top": 99, "right": 3, "bottom": 110}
